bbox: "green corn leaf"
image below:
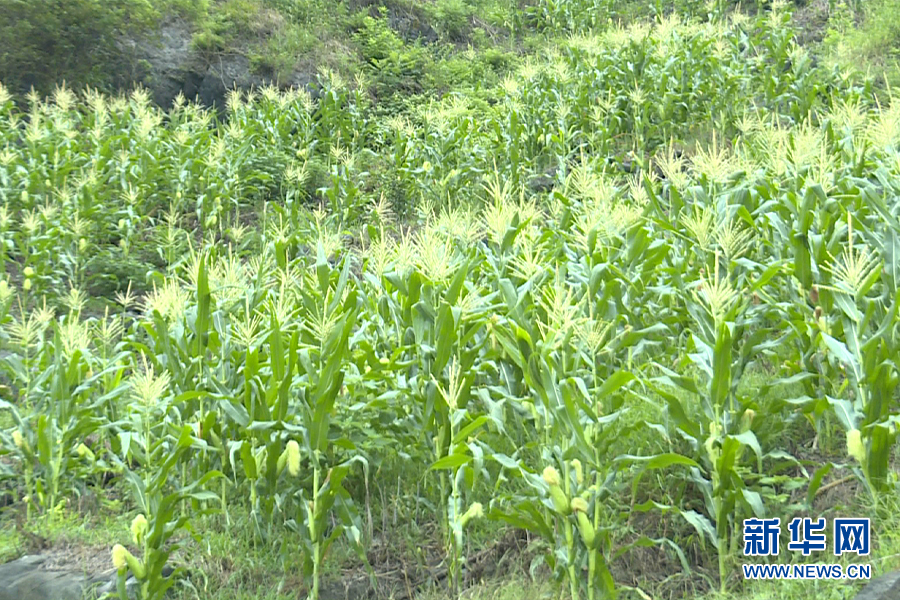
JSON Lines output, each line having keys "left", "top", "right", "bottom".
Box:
{"left": 882, "top": 228, "right": 900, "bottom": 292}
{"left": 680, "top": 509, "right": 717, "bottom": 548}
{"left": 596, "top": 371, "right": 636, "bottom": 399}
{"left": 195, "top": 250, "right": 211, "bottom": 356}
{"left": 328, "top": 255, "right": 353, "bottom": 315}
{"left": 490, "top": 501, "right": 554, "bottom": 541}
{"left": 806, "top": 463, "right": 833, "bottom": 508}
{"left": 269, "top": 311, "right": 284, "bottom": 384}
{"left": 792, "top": 232, "right": 812, "bottom": 289}
{"left": 275, "top": 330, "right": 299, "bottom": 422}
{"left": 36, "top": 414, "right": 50, "bottom": 468}
{"left": 709, "top": 322, "right": 733, "bottom": 412}
{"left": 731, "top": 431, "right": 763, "bottom": 473}
{"left": 454, "top": 415, "right": 489, "bottom": 444}
{"left": 618, "top": 452, "right": 701, "bottom": 470}
{"left": 445, "top": 258, "right": 471, "bottom": 305}
{"left": 820, "top": 333, "right": 860, "bottom": 383}
{"left": 316, "top": 240, "right": 330, "bottom": 294}
{"left": 124, "top": 469, "right": 149, "bottom": 514}
{"left": 741, "top": 488, "right": 765, "bottom": 518}
{"left": 834, "top": 292, "right": 863, "bottom": 323}
{"left": 430, "top": 453, "right": 473, "bottom": 470}
{"left": 623, "top": 452, "right": 699, "bottom": 500}
{"left": 240, "top": 441, "right": 257, "bottom": 480}
{"left": 866, "top": 424, "right": 895, "bottom": 491}
{"left": 219, "top": 397, "right": 250, "bottom": 428}
{"left": 660, "top": 392, "right": 702, "bottom": 440}
{"left": 825, "top": 396, "right": 859, "bottom": 431}
{"left": 750, "top": 260, "right": 788, "bottom": 291}
{"left": 432, "top": 302, "right": 457, "bottom": 376}
{"left": 500, "top": 216, "right": 522, "bottom": 254}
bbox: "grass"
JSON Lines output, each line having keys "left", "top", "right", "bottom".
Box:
{"left": 813, "top": 0, "right": 900, "bottom": 88}
{"left": 3, "top": 481, "right": 896, "bottom": 600}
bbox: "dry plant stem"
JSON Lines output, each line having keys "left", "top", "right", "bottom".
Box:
{"left": 563, "top": 470, "right": 578, "bottom": 600}
{"left": 815, "top": 475, "right": 855, "bottom": 498}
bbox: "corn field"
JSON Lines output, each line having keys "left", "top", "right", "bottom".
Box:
{"left": 0, "top": 7, "right": 899, "bottom": 600}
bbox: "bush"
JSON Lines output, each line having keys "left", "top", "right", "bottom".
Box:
{"left": 824, "top": 0, "right": 900, "bottom": 87}
{"left": 354, "top": 13, "right": 405, "bottom": 63}
{"left": 426, "top": 0, "right": 474, "bottom": 43}
{"left": 0, "top": 0, "right": 158, "bottom": 96}
{"left": 847, "top": 0, "right": 900, "bottom": 59}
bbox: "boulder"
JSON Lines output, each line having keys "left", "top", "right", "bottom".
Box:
{"left": 0, "top": 553, "right": 173, "bottom": 600}
{"left": 0, "top": 554, "right": 112, "bottom": 600}
{"left": 854, "top": 571, "right": 900, "bottom": 600}
{"left": 129, "top": 18, "right": 319, "bottom": 111}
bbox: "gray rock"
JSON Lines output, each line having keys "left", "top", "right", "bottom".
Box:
{"left": 128, "top": 17, "right": 320, "bottom": 111}
{"left": 0, "top": 555, "right": 112, "bottom": 600}
{"left": 854, "top": 570, "right": 900, "bottom": 600}
{"left": 198, "top": 54, "right": 269, "bottom": 110}
{"left": 0, "top": 553, "right": 169, "bottom": 600}
{"left": 93, "top": 566, "right": 176, "bottom": 599}
{"left": 527, "top": 174, "right": 555, "bottom": 193}
{"left": 129, "top": 18, "right": 205, "bottom": 109}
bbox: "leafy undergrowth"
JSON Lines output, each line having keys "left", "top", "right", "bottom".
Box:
{"left": 795, "top": 0, "right": 900, "bottom": 89}
{"left": 2, "top": 472, "right": 898, "bottom": 600}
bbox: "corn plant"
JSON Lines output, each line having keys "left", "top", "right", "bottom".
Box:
{"left": 282, "top": 247, "right": 370, "bottom": 600}
{"left": 0, "top": 10, "right": 899, "bottom": 600}
{"left": 814, "top": 214, "right": 900, "bottom": 496}
{"left": 115, "top": 426, "right": 222, "bottom": 600}
{"left": 1, "top": 312, "right": 112, "bottom": 519}
{"left": 428, "top": 357, "right": 494, "bottom": 597}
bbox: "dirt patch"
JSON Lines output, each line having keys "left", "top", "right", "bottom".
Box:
{"left": 237, "top": 529, "right": 534, "bottom": 600}
{"left": 29, "top": 540, "right": 114, "bottom": 576}
{"left": 613, "top": 508, "right": 717, "bottom": 599}
{"left": 792, "top": 0, "right": 832, "bottom": 46}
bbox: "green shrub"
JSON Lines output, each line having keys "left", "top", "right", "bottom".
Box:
{"left": 354, "top": 13, "right": 405, "bottom": 63}
{"left": 0, "top": 0, "right": 158, "bottom": 96}
{"left": 191, "top": 28, "right": 228, "bottom": 54}
{"left": 251, "top": 25, "right": 317, "bottom": 80}
{"left": 427, "top": 0, "right": 474, "bottom": 43}
{"left": 825, "top": 0, "right": 900, "bottom": 86}
{"left": 845, "top": 0, "right": 900, "bottom": 58}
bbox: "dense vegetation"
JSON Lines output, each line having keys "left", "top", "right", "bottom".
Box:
{"left": 2, "top": 0, "right": 898, "bottom": 104}
{"left": 0, "top": 2, "right": 899, "bottom": 600}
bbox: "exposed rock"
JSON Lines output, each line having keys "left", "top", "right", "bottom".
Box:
{"left": 354, "top": 0, "right": 438, "bottom": 43}
{"left": 0, "top": 553, "right": 179, "bottom": 600}
{"left": 128, "top": 18, "right": 318, "bottom": 111}
{"left": 93, "top": 573, "right": 142, "bottom": 599}
{"left": 129, "top": 18, "right": 204, "bottom": 109}
{"left": 197, "top": 53, "right": 266, "bottom": 109}
{"left": 0, "top": 554, "right": 112, "bottom": 600}
{"left": 387, "top": 9, "right": 438, "bottom": 44}
{"left": 527, "top": 172, "right": 557, "bottom": 193}
{"left": 853, "top": 570, "right": 900, "bottom": 600}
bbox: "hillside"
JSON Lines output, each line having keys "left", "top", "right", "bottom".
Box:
{"left": 1, "top": 0, "right": 895, "bottom": 111}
